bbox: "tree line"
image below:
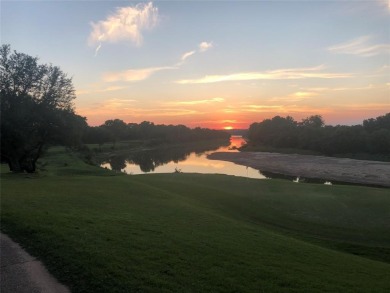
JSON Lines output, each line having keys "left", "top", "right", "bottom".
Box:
{"left": 84, "top": 119, "right": 230, "bottom": 148}
{"left": 0, "top": 45, "right": 229, "bottom": 173}
{"left": 247, "top": 114, "right": 390, "bottom": 157}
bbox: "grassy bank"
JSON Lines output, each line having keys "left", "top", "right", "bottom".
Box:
{"left": 1, "top": 148, "right": 390, "bottom": 292}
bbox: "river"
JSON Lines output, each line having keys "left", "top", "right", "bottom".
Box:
{"left": 101, "top": 136, "right": 267, "bottom": 179}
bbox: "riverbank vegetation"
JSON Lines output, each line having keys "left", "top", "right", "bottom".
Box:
{"left": 244, "top": 114, "right": 390, "bottom": 161}
{"left": 1, "top": 149, "right": 390, "bottom": 292}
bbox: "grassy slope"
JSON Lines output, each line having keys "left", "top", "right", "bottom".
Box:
{"left": 1, "top": 148, "right": 390, "bottom": 292}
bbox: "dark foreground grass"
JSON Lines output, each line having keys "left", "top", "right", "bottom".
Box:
{"left": 1, "top": 149, "right": 390, "bottom": 292}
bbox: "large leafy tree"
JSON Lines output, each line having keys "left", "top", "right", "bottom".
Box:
{"left": 0, "top": 44, "right": 85, "bottom": 172}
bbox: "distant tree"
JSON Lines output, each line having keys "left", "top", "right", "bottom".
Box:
{"left": 363, "top": 113, "right": 390, "bottom": 132}
{"left": 299, "top": 115, "right": 325, "bottom": 128}
{"left": 248, "top": 115, "right": 297, "bottom": 147}
{"left": 367, "top": 129, "right": 390, "bottom": 154}
{"left": 102, "top": 119, "right": 128, "bottom": 147}
{"left": 0, "top": 44, "right": 82, "bottom": 172}
{"left": 138, "top": 121, "right": 155, "bottom": 140}
{"left": 83, "top": 126, "right": 111, "bottom": 149}
{"left": 363, "top": 113, "right": 390, "bottom": 154}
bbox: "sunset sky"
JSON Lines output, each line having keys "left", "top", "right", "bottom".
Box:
{"left": 2, "top": 0, "right": 389, "bottom": 129}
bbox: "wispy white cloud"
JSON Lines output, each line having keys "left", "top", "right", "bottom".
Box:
{"left": 178, "top": 41, "right": 213, "bottom": 64}
{"left": 94, "top": 43, "right": 102, "bottom": 57}
{"left": 328, "top": 36, "right": 390, "bottom": 57}
{"left": 199, "top": 41, "right": 213, "bottom": 52}
{"left": 103, "top": 66, "right": 175, "bottom": 82}
{"left": 181, "top": 50, "right": 196, "bottom": 61}
{"left": 176, "top": 65, "right": 352, "bottom": 84}
{"left": 105, "top": 39, "right": 214, "bottom": 82}
{"left": 88, "top": 2, "right": 159, "bottom": 54}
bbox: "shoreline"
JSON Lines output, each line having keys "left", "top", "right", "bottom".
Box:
{"left": 208, "top": 151, "right": 390, "bottom": 187}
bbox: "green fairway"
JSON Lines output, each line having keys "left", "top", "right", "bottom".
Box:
{"left": 1, "top": 149, "right": 390, "bottom": 292}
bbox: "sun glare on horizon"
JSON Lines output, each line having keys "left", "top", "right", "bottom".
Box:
{"left": 224, "top": 126, "right": 234, "bottom": 130}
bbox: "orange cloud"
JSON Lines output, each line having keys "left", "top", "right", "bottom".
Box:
{"left": 166, "top": 97, "right": 224, "bottom": 106}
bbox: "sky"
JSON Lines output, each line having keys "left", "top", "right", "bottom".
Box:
{"left": 1, "top": 0, "right": 389, "bottom": 129}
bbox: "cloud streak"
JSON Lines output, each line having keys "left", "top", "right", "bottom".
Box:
{"left": 78, "top": 100, "right": 203, "bottom": 121}
{"left": 89, "top": 2, "right": 159, "bottom": 54}
{"left": 167, "top": 97, "right": 224, "bottom": 106}
{"left": 303, "top": 85, "right": 374, "bottom": 92}
{"left": 103, "top": 39, "right": 213, "bottom": 83}
{"left": 176, "top": 65, "right": 352, "bottom": 84}
{"left": 268, "top": 92, "right": 319, "bottom": 103}
{"left": 178, "top": 41, "right": 213, "bottom": 64}
{"left": 328, "top": 36, "right": 390, "bottom": 57}
{"left": 76, "top": 85, "right": 127, "bottom": 96}
{"left": 103, "top": 66, "right": 176, "bottom": 82}
{"left": 181, "top": 50, "right": 196, "bottom": 61}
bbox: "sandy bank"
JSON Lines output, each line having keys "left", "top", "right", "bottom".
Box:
{"left": 208, "top": 152, "right": 390, "bottom": 187}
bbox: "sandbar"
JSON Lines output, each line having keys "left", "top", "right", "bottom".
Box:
{"left": 208, "top": 152, "right": 390, "bottom": 187}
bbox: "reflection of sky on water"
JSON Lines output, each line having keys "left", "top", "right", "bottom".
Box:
{"left": 101, "top": 136, "right": 266, "bottom": 179}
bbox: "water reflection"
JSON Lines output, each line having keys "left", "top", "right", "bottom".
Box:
{"left": 99, "top": 137, "right": 351, "bottom": 185}
{"left": 100, "top": 136, "right": 266, "bottom": 179}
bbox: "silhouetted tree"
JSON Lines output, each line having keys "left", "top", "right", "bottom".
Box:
{"left": 299, "top": 115, "right": 325, "bottom": 128}
{"left": 248, "top": 116, "right": 297, "bottom": 147}
{"left": 83, "top": 120, "right": 230, "bottom": 146}
{"left": 363, "top": 113, "right": 390, "bottom": 132}
{"left": 0, "top": 44, "right": 82, "bottom": 172}
{"left": 83, "top": 126, "right": 111, "bottom": 150}
{"left": 102, "top": 119, "right": 128, "bottom": 147}
{"left": 247, "top": 113, "right": 390, "bottom": 158}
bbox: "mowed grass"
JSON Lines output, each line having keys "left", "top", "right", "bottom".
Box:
{"left": 1, "top": 148, "right": 390, "bottom": 292}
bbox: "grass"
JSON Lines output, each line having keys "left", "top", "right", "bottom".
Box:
{"left": 1, "top": 148, "right": 390, "bottom": 292}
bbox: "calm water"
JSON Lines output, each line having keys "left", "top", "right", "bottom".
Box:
{"left": 101, "top": 136, "right": 267, "bottom": 179}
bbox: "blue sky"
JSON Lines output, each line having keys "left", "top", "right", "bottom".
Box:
{"left": 2, "top": 0, "right": 389, "bottom": 128}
